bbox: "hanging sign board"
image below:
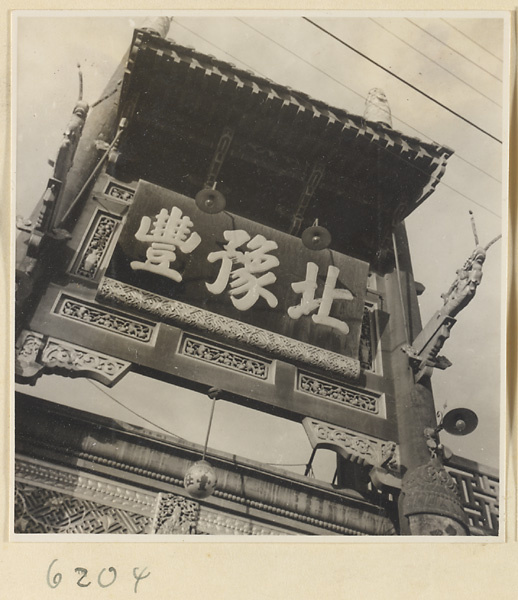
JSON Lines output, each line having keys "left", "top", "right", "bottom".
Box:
{"left": 104, "top": 180, "right": 369, "bottom": 362}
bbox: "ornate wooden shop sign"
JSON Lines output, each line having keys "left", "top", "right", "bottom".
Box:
{"left": 99, "top": 180, "right": 369, "bottom": 380}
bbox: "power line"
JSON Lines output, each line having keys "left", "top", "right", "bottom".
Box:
{"left": 234, "top": 17, "right": 367, "bottom": 107}
{"left": 365, "top": 128, "right": 502, "bottom": 218}
{"left": 302, "top": 17, "right": 502, "bottom": 144}
{"left": 233, "top": 17, "right": 501, "bottom": 186}
{"left": 370, "top": 18, "right": 502, "bottom": 105}
{"left": 226, "top": 18, "right": 502, "bottom": 215}
{"left": 441, "top": 18, "right": 504, "bottom": 62}
{"left": 89, "top": 380, "right": 189, "bottom": 441}
{"left": 406, "top": 18, "right": 502, "bottom": 83}
{"left": 172, "top": 20, "right": 269, "bottom": 79}
{"left": 448, "top": 154, "right": 501, "bottom": 185}
{"left": 169, "top": 17, "right": 503, "bottom": 217}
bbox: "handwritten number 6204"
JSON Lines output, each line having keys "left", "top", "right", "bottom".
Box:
{"left": 47, "top": 560, "right": 150, "bottom": 593}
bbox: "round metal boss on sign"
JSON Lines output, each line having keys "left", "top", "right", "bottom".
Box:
{"left": 442, "top": 408, "right": 478, "bottom": 436}
{"left": 301, "top": 225, "right": 332, "bottom": 251}
{"left": 184, "top": 460, "right": 218, "bottom": 499}
{"left": 195, "top": 188, "right": 226, "bottom": 214}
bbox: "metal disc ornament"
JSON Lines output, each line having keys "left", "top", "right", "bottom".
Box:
{"left": 195, "top": 188, "right": 226, "bottom": 214}
{"left": 184, "top": 460, "right": 218, "bottom": 499}
{"left": 301, "top": 225, "right": 332, "bottom": 250}
{"left": 442, "top": 408, "right": 478, "bottom": 436}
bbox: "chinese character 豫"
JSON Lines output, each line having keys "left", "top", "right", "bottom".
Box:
{"left": 288, "top": 262, "right": 353, "bottom": 334}
{"left": 206, "top": 230, "right": 279, "bottom": 311}
{"left": 130, "top": 207, "right": 201, "bottom": 282}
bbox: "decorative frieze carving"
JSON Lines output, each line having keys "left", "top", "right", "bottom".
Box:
{"left": 14, "top": 482, "right": 152, "bottom": 534}
{"left": 62, "top": 450, "right": 375, "bottom": 535}
{"left": 15, "top": 329, "right": 131, "bottom": 385}
{"left": 180, "top": 335, "right": 269, "bottom": 379}
{"left": 302, "top": 418, "right": 400, "bottom": 471}
{"left": 104, "top": 181, "right": 135, "bottom": 202}
{"left": 97, "top": 278, "right": 361, "bottom": 380}
{"left": 15, "top": 458, "right": 157, "bottom": 516}
{"left": 72, "top": 212, "right": 120, "bottom": 279}
{"left": 55, "top": 295, "right": 155, "bottom": 342}
{"left": 154, "top": 493, "right": 200, "bottom": 534}
{"left": 197, "top": 507, "right": 288, "bottom": 536}
{"left": 298, "top": 372, "right": 380, "bottom": 415}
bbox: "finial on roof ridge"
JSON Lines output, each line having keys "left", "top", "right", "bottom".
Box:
{"left": 364, "top": 88, "right": 392, "bottom": 128}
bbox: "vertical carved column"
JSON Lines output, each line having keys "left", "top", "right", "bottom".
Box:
{"left": 387, "top": 227, "right": 470, "bottom": 535}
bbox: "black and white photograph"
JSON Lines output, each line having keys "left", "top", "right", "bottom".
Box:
{"left": 13, "top": 12, "right": 508, "bottom": 538}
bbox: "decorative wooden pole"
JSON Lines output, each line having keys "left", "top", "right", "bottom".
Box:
{"left": 387, "top": 225, "right": 469, "bottom": 536}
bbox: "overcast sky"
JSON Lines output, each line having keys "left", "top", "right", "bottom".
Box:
{"left": 14, "top": 12, "right": 508, "bottom": 472}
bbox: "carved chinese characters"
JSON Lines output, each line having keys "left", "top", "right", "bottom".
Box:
{"left": 131, "top": 207, "right": 201, "bottom": 281}
{"left": 288, "top": 263, "right": 353, "bottom": 334}
{"left": 206, "top": 230, "right": 279, "bottom": 310}
{"left": 107, "top": 181, "right": 369, "bottom": 361}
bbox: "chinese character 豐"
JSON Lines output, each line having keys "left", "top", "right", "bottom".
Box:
{"left": 130, "top": 207, "right": 201, "bottom": 282}
{"left": 206, "top": 230, "right": 279, "bottom": 311}
{"left": 288, "top": 262, "right": 353, "bottom": 334}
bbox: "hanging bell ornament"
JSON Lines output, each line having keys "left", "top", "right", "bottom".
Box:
{"left": 301, "top": 225, "right": 332, "bottom": 251}
{"left": 195, "top": 188, "right": 226, "bottom": 214}
{"left": 183, "top": 460, "right": 218, "bottom": 499}
{"left": 442, "top": 408, "right": 478, "bottom": 436}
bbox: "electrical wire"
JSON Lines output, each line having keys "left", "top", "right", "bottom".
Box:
{"left": 88, "top": 379, "right": 189, "bottom": 441}
{"left": 370, "top": 18, "right": 502, "bottom": 104}
{"left": 180, "top": 17, "right": 502, "bottom": 219}
{"left": 406, "top": 18, "right": 502, "bottom": 82}
{"left": 232, "top": 16, "right": 501, "bottom": 185}
{"left": 234, "top": 16, "right": 367, "bottom": 104}
{"left": 172, "top": 20, "right": 270, "bottom": 79}
{"left": 302, "top": 17, "right": 502, "bottom": 144}
{"left": 441, "top": 18, "right": 504, "bottom": 62}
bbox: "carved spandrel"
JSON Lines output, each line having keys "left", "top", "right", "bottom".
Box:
{"left": 302, "top": 418, "right": 399, "bottom": 471}
{"left": 15, "top": 330, "right": 131, "bottom": 386}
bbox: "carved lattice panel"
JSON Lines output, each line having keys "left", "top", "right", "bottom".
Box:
{"left": 298, "top": 371, "right": 382, "bottom": 415}
{"left": 104, "top": 181, "right": 136, "bottom": 202}
{"left": 180, "top": 335, "right": 270, "bottom": 379}
{"left": 55, "top": 295, "right": 156, "bottom": 342}
{"left": 359, "top": 305, "right": 373, "bottom": 371}
{"left": 154, "top": 493, "right": 200, "bottom": 534}
{"left": 446, "top": 466, "right": 499, "bottom": 535}
{"left": 14, "top": 482, "right": 152, "bottom": 534}
{"left": 71, "top": 211, "right": 121, "bottom": 279}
